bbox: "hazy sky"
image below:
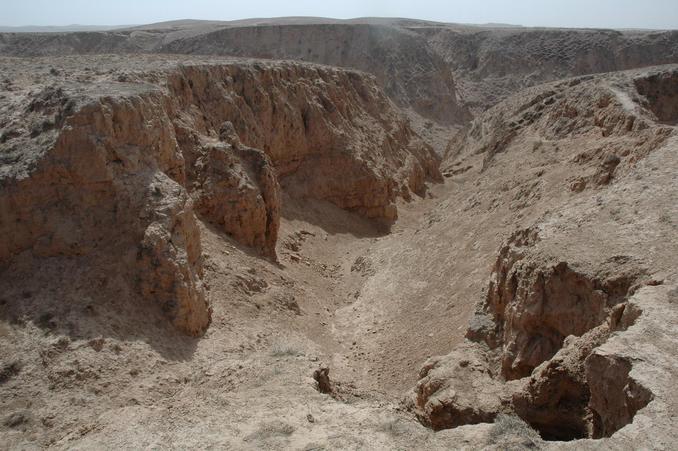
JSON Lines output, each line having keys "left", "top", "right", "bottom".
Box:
{"left": 3, "top": 0, "right": 678, "bottom": 29}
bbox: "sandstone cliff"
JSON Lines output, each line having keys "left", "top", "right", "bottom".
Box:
{"left": 0, "top": 55, "right": 439, "bottom": 335}
{"left": 163, "top": 62, "right": 440, "bottom": 222}
{"left": 0, "top": 82, "right": 212, "bottom": 335}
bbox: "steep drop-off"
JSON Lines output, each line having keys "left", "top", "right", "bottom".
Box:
{"left": 159, "top": 24, "right": 470, "bottom": 125}
{"left": 1, "top": 23, "right": 678, "bottom": 450}
{"left": 5, "top": 19, "right": 678, "bottom": 128}
{"left": 0, "top": 56, "right": 439, "bottom": 335}
{"left": 419, "top": 27, "right": 678, "bottom": 113}
{"left": 411, "top": 65, "right": 678, "bottom": 444}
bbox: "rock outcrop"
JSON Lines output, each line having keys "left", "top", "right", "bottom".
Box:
{"left": 0, "top": 56, "right": 440, "bottom": 333}
{"left": 471, "top": 229, "right": 642, "bottom": 380}
{"left": 410, "top": 227, "right": 654, "bottom": 440}
{"left": 136, "top": 180, "right": 209, "bottom": 335}
{"left": 184, "top": 123, "right": 280, "bottom": 258}
{"left": 511, "top": 299, "right": 641, "bottom": 440}
{"left": 0, "top": 83, "right": 211, "bottom": 335}
{"left": 411, "top": 342, "right": 511, "bottom": 431}
{"left": 163, "top": 62, "right": 441, "bottom": 223}
{"left": 585, "top": 346, "right": 654, "bottom": 438}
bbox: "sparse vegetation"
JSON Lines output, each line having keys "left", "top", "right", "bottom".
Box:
{"left": 532, "top": 139, "right": 543, "bottom": 151}
{"left": 487, "top": 414, "right": 541, "bottom": 449}
{"left": 269, "top": 340, "right": 302, "bottom": 357}
{"left": 377, "top": 418, "right": 408, "bottom": 436}
{"left": 245, "top": 420, "right": 295, "bottom": 442}
{"left": 1, "top": 12, "right": 678, "bottom": 451}
{"left": 0, "top": 360, "right": 21, "bottom": 384}
{"left": 659, "top": 212, "right": 674, "bottom": 226}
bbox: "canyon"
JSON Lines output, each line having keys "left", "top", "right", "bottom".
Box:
{"left": 1, "top": 18, "right": 677, "bottom": 450}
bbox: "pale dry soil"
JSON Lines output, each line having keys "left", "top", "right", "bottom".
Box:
{"left": 4, "top": 106, "right": 676, "bottom": 450}
{"left": 0, "top": 177, "right": 497, "bottom": 449}
{"left": 1, "top": 53, "right": 678, "bottom": 450}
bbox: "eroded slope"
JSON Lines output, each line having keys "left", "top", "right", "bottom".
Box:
{"left": 0, "top": 55, "right": 438, "bottom": 336}
{"left": 411, "top": 65, "right": 678, "bottom": 445}
{"left": 0, "top": 54, "right": 677, "bottom": 450}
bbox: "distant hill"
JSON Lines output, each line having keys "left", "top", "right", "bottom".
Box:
{"left": 0, "top": 24, "right": 133, "bottom": 33}
{"left": 1, "top": 16, "right": 677, "bottom": 124}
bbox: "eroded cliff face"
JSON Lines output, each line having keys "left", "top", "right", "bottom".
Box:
{"left": 473, "top": 230, "right": 642, "bottom": 381}
{"left": 178, "top": 121, "right": 281, "bottom": 258}
{"left": 411, "top": 66, "right": 678, "bottom": 442}
{"left": 420, "top": 27, "right": 678, "bottom": 113}
{"left": 164, "top": 62, "right": 441, "bottom": 222}
{"left": 0, "top": 84, "right": 211, "bottom": 335}
{"left": 411, "top": 227, "right": 655, "bottom": 441}
{"left": 159, "top": 24, "right": 471, "bottom": 125}
{"left": 0, "top": 57, "right": 440, "bottom": 335}
{"left": 634, "top": 70, "right": 678, "bottom": 125}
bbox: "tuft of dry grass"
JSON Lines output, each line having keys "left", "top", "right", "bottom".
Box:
{"left": 245, "top": 420, "right": 295, "bottom": 442}
{"left": 269, "top": 335, "right": 305, "bottom": 357}
{"left": 270, "top": 341, "right": 302, "bottom": 357}
{"left": 487, "top": 414, "right": 541, "bottom": 449}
